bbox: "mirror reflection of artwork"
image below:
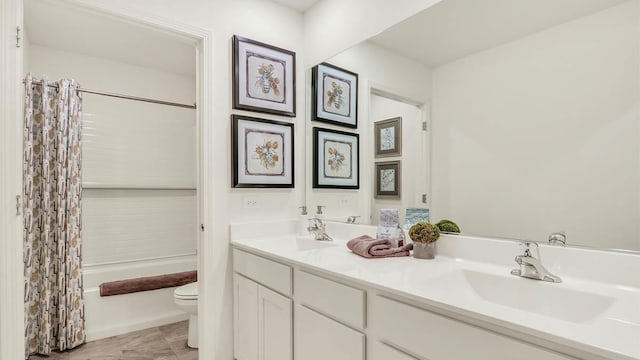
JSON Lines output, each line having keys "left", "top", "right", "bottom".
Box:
{"left": 323, "top": 74, "right": 351, "bottom": 117}
{"left": 312, "top": 62, "right": 359, "bottom": 128}
{"left": 380, "top": 127, "right": 395, "bottom": 150}
{"left": 247, "top": 53, "right": 285, "bottom": 104}
{"left": 323, "top": 140, "right": 352, "bottom": 179}
{"left": 375, "top": 161, "right": 400, "bottom": 198}
{"left": 245, "top": 130, "right": 284, "bottom": 176}
{"left": 233, "top": 35, "right": 296, "bottom": 117}
{"left": 313, "top": 127, "right": 359, "bottom": 189}
{"left": 380, "top": 169, "right": 395, "bottom": 191}
{"left": 232, "top": 115, "right": 294, "bottom": 188}
{"left": 375, "top": 117, "right": 402, "bottom": 158}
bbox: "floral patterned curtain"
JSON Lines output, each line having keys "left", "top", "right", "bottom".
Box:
{"left": 23, "top": 74, "right": 85, "bottom": 357}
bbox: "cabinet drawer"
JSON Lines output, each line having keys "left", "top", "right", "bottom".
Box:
{"left": 294, "top": 269, "right": 365, "bottom": 329}
{"left": 233, "top": 249, "right": 292, "bottom": 296}
{"left": 294, "top": 305, "right": 365, "bottom": 360}
{"left": 371, "top": 296, "right": 574, "bottom": 360}
{"left": 371, "top": 342, "right": 417, "bottom": 360}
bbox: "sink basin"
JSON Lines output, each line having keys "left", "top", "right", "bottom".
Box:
{"left": 295, "top": 236, "right": 337, "bottom": 251}
{"left": 426, "top": 270, "right": 614, "bottom": 323}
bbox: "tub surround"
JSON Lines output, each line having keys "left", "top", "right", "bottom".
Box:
{"left": 230, "top": 220, "right": 640, "bottom": 360}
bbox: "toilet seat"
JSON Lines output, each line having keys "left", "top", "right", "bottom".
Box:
{"left": 174, "top": 282, "right": 198, "bottom": 300}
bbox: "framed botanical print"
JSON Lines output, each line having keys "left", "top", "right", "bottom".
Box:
{"left": 313, "top": 127, "right": 359, "bottom": 189}
{"left": 312, "top": 63, "right": 358, "bottom": 128}
{"left": 231, "top": 115, "right": 294, "bottom": 188}
{"left": 233, "top": 35, "right": 296, "bottom": 117}
{"left": 375, "top": 117, "right": 402, "bottom": 158}
{"left": 375, "top": 161, "right": 401, "bottom": 199}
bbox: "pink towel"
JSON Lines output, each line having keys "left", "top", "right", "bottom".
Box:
{"left": 347, "top": 235, "right": 413, "bottom": 258}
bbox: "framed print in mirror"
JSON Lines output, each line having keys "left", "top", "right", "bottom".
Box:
{"left": 375, "top": 117, "right": 402, "bottom": 158}
{"left": 233, "top": 35, "right": 296, "bottom": 116}
{"left": 312, "top": 63, "right": 358, "bottom": 128}
{"left": 375, "top": 161, "right": 401, "bottom": 199}
{"left": 232, "top": 115, "right": 294, "bottom": 188}
{"left": 313, "top": 127, "right": 359, "bottom": 189}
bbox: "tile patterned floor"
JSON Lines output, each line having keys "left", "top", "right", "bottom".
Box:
{"left": 29, "top": 321, "right": 198, "bottom": 360}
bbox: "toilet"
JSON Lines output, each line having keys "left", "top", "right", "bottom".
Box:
{"left": 174, "top": 282, "right": 198, "bottom": 348}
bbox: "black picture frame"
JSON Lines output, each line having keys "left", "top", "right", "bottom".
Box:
{"left": 312, "top": 62, "right": 358, "bottom": 128}
{"left": 375, "top": 161, "right": 401, "bottom": 199}
{"left": 313, "top": 127, "right": 359, "bottom": 189}
{"left": 232, "top": 35, "right": 296, "bottom": 117}
{"left": 231, "top": 114, "right": 294, "bottom": 188}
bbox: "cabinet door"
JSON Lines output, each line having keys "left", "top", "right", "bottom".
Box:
{"left": 258, "top": 286, "right": 292, "bottom": 360}
{"left": 234, "top": 274, "right": 259, "bottom": 360}
{"left": 295, "top": 304, "right": 365, "bottom": 360}
{"left": 371, "top": 341, "right": 417, "bottom": 360}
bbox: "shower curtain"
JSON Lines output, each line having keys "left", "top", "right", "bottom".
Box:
{"left": 23, "top": 74, "right": 86, "bottom": 357}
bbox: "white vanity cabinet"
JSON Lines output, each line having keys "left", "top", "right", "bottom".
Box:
{"left": 233, "top": 250, "right": 293, "bottom": 360}
{"left": 370, "top": 295, "right": 576, "bottom": 360}
{"left": 293, "top": 269, "right": 366, "bottom": 360}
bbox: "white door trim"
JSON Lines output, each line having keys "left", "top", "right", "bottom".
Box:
{"left": 2, "top": 1, "right": 215, "bottom": 358}
{"left": 0, "top": 0, "right": 25, "bottom": 358}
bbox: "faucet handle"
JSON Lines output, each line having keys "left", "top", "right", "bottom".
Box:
{"left": 316, "top": 205, "right": 325, "bottom": 215}
{"left": 519, "top": 241, "right": 540, "bottom": 258}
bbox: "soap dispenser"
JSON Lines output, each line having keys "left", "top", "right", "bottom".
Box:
{"left": 298, "top": 206, "right": 309, "bottom": 237}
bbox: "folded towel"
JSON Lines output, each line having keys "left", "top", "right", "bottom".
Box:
{"left": 347, "top": 235, "right": 413, "bottom": 258}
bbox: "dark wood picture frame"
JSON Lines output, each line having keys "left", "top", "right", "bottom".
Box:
{"left": 231, "top": 114, "right": 294, "bottom": 188}
{"left": 313, "top": 127, "right": 359, "bottom": 189}
{"left": 312, "top": 62, "right": 358, "bottom": 128}
{"left": 232, "top": 35, "right": 296, "bottom": 117}
{"left": 375, "top": 161, "right": 401, "bottom": 199}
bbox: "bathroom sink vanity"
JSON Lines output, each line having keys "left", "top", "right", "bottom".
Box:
{"left": 230, "top": 220, "right": 640, "bottom": 360}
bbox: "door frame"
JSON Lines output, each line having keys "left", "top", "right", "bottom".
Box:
{"left": 0, "top": 1, "right": 215, "bottom": 358}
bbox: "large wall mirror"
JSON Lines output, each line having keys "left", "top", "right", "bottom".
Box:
{"left": 306, "top": 0, "right": 640, "bottom": 253}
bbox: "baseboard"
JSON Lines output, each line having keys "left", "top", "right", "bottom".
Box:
{"left": 86, "top": 311, "right": 189, "bottom": 342}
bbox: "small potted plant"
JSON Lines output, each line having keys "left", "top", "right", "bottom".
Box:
{"left": 436, "top": 219, "right": 460, "bottom": 234}
{"left": 408, "top": 222, "right": 440, "bottom": 259}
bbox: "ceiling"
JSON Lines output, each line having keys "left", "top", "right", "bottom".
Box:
{"left": 24, "top": 0, "right": 197, "bottom": 76}
{"left": 370, "top": 0, "right": 628, "bottom": 67}
{"left": 269, "top": 0, "right": 322, "bottom": 12}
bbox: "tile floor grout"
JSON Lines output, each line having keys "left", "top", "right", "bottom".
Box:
{"left": 29, "top": 320, "right": 197, "bottom": 360}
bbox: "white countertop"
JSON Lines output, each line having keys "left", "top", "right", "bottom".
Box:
{"left": 231, "top": 232, "right": 640, "bottom": 360}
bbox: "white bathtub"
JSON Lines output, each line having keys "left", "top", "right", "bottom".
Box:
{"left": 82, "top": 254, "right": 196, "bottom": 341}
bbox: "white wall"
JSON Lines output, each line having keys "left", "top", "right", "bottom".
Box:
{"left": 370, "top": 94, "right": 426, "bottom": 226}
{"left": 28, "top": 43, "right": 198, "bottom": 339}
{"left": 303, "top": 0, "right": 443, "bottom": 66}
{"left": 431, "top": 1, "right": 640, "bottom": 250}
{"left": 62, "top": 1, "right": 305, "bottom": 358}
{"left": 310, "top": 41, "right": 431, "bottom": 223}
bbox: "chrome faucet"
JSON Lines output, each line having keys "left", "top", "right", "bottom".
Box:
{"left": 511, "top": 241, "right": 561, "bottom": 283}
{"left": 307, "top": 217, "right": 333, "bottom": 241}
{"left": 346, "top": 215, "right": 360, "bottom": 224}
{"left": 548, "top": 231, "right": 566, "bottom": 246}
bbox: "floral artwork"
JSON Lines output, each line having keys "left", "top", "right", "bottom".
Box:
{"left": 380, "top": 127, "right": 395, "bottom": 151}
{"left": 327, "top": 146, "right": 346, "bottom": 173}
{"left": 326, "top": 81, "right": 344, "bottom": 110}
{"left": 380, "top": 168, "right": 396, "bottom": 191}
{"left": 323, "top": 140, "right": 352, "bottom": 179}
{"left": 313, "top": 127, "right": 359, "bottom": 189}
{"left": 375, "top": 117, "right": 402, "bottom": 158}
{"left": 247, "top": 53, "right": 285, "bottom": 104}
{"left": 245, "top": 130, "right": 284, "bottom": 176}
{"left": 254, "top": 139, "right": 280, "bottom": 170}
{"left": 233, "top": 36, "right": 296, "bottom": 117}
{"left": 232, "top": 115, "right": 294, "bottom": 188}
{"left": 375, "top": 161, "right": 401, "bottom": 198}
{"left": 322, "top": 74, "right": 351, "bottom": 117}
{"left": 255, "top": 64, "right": 281, "bottom": 97}
{"left": 312, "top": 63, "right": 358, "bottom": 128}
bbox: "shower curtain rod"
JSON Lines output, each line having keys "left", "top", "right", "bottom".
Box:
{"left": 24, "top": 79, "right": 197, "bottom": 109}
